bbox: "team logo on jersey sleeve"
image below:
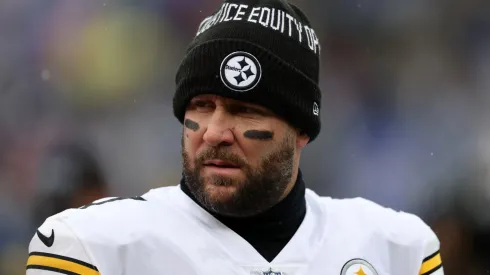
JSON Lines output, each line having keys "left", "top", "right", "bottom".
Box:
{"left": 340, "top": 259, "right": 378, "bottom": 275}
{"left": 220, "top": 51, "right": 261, "bottom": 92}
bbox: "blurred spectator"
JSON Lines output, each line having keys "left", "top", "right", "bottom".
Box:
{"left": 30, "top": 142, "right": 109, "bottom": 230}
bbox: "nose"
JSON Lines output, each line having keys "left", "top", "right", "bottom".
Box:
{"left": 202, "top": 110, "right": 235, "bottom": 147}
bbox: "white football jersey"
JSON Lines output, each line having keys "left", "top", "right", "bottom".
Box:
{"left": 27, "top": 186, "right": 443, "bottom": 275}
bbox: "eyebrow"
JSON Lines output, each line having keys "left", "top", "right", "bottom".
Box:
{"left": 190, "top": 96, "right": 273, "bottom": 115}
{"left": 228, "top": 98, "right": 272, "bottom": 111}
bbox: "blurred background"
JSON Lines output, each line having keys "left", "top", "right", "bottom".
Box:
{"left": 0, "top": 0, "right": 489, "bottom": 274}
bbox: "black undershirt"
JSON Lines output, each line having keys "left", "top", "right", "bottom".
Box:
{"left": 180, "top": 170, "right": 307, "bottom": 262}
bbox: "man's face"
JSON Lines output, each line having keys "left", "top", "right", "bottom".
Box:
{"left": 181, "top": 94, "right": 309, "bottom": 217}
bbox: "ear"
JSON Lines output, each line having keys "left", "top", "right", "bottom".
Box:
{"left": 296, "top": 130, "right": 310, "bottom": 149}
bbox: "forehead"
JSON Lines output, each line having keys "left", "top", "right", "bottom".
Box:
{"left": 191, "top": 94, "right": 269, "bottom": 110}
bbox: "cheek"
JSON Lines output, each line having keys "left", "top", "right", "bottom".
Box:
{"left": 235, "top": 123, "right": 290, "bottom": 162}
{"left": 235, "top": 131, "right": 272, "bottom": 163}
{"left": 183, "top": 130, "right": 201, "bottom": 154}
{"left": 183, "top": 118, "right": 205, "bottom": 160}
{"left": 183, "top": 138, "right": 198, "bottom": 169}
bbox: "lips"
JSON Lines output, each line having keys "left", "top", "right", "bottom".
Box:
{"left": 203, "top": 159, "right": 240, "bottom": 168}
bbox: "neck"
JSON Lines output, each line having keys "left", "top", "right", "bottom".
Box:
{"left": 180, "top": 170, "right": 307, "bottom": 262}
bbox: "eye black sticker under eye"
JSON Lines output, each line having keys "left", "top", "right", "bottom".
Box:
{"left": 184, "top": 119, "right": 200, "bottom": 132}
{"left": 243, "top": 130, "right": 274, "bottom": 140}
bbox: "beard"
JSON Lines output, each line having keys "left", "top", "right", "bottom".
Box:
{"left": 181, "top": 133, "right": 295, "bottom": 217}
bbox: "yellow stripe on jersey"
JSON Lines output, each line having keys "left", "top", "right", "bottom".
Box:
{"left": 26, "top": 252, "right": 100, "bottom": 275}
{"left": 419, "top": 250, "right": 442, "bottom": 275}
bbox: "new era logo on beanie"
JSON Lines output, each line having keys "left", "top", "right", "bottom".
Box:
{"left": 173, "top": 0, "right": 322, "bottom": 142}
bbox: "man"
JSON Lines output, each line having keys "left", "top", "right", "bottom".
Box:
{"left": 27, "top": 1, "right": 444, "bottom": 274}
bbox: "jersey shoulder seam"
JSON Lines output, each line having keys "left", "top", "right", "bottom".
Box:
{"left": 56, "top": 217, "right": 100, "bottom": 271}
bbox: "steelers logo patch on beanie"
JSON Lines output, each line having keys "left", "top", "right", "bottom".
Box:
{"left": 220, "top": 51, "right": 261, "bottom": 92}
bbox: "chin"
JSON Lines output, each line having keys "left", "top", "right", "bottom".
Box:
{"left": 203, "top": 185, "right": 238, "bottom": 205}
{"left": 202, "top": 176, "right": 241, "bottom": 199}
{"left": 201, "top": 167, "right": 244, "bottom": 184}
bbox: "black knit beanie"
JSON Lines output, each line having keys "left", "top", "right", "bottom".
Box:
{"left": 173, "top": 0, "right": 322, "bottom": 141}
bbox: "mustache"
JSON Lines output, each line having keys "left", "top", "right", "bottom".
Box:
{"left": 196, "top": 147, "right": 247, "bottom": 167}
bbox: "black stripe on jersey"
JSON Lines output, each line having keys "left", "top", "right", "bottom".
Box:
{"left": 26, "top": 265, "right": 78, "bottom": 275}
{"left": 29, "top": 252, "right": 99, "bottom": 271}
{"left": 423, "top": 250, "right": 440, "bottom": 262}
{"left": 80, "top": 196, "right": 146, "bottom": 209}
{"left": 421, "top": 263, "right": 443, "bottom": 275}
